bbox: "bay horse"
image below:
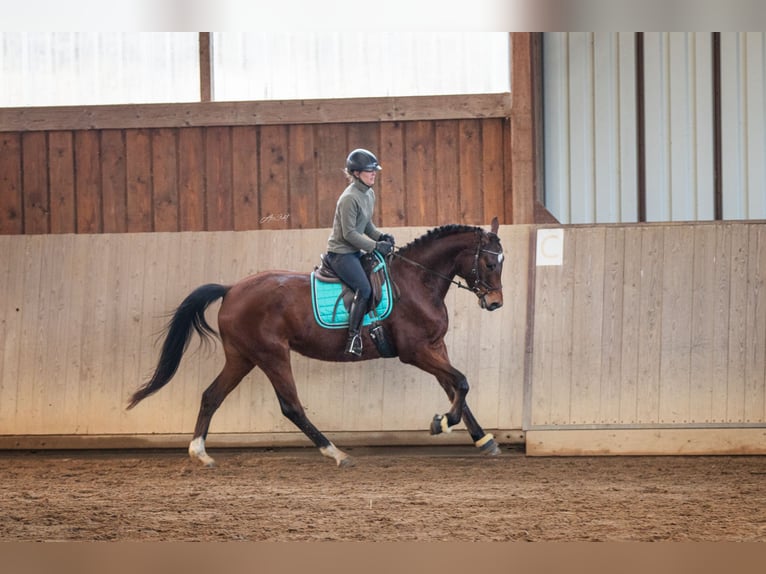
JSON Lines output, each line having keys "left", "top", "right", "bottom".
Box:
{"left": 127, "top": 218, "right": 505, "bottom": 467}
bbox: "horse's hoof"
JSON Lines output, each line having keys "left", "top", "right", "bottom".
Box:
{"left": 430, "top": 414, "right": 443, "bottom": 435}
{"left": 481, "top": 442, "right": 502, "bottom": 456}
{"left": 475, "top": 434, "right": 501, "bottom": 456}
{"left": 338, "top": 456, "right": 355, "bottom": 468}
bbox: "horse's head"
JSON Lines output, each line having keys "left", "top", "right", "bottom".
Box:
{"left": 467, "top": 217, "right": 504, "bottom": 311}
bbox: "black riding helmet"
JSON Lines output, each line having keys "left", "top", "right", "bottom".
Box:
{"left": 346, "top": 148, "right": 382, "bottom": 173}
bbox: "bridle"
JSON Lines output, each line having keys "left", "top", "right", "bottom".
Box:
{"left": 391, "top": 230, "right": 503, "bottom": 300}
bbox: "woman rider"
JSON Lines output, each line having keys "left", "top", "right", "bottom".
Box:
{"left": 325, "top": 148, "right": 395, "bottom": 356}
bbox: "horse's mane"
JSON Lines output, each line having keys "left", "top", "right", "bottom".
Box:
{"left": 397, "top": 224, "right": 483, "bottom": 255}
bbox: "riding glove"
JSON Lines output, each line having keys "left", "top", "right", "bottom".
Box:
{"left": 379, "top": 233, "right": 396, "bottom": 246}
{"left": 375, "top": 240, "right": 394, "bottom": 256}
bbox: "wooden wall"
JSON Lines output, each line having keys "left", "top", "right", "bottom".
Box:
{"left": 527, "top": 221, "right": 766, "bottom": 455}
{"left": 0, "top": 226, "right": 530, "bottom": 447}
{"left": 0, "top": 119, "right": 509, "bottom": 234}
{"left": 0, "top": 91, "right": 518, "bottom": 235}
{"left": 2, "top": 221, "right": 764, "bottom": 456}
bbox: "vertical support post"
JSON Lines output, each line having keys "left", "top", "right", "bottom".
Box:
{"left": 510, "top": 33, "right": 553, "bottom": 224}
{"left": 199, "top": 32, "right": 212, "bottom": 103}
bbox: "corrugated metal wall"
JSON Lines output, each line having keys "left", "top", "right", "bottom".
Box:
{"left": 721, "top": 32, "right": 766, "bottom": 220}
{"left": 543, "top": 32, "right": 638, "bottom": 224}
{"left": 643, "top": 32, "right": 715, "bottom": 221}
{"left": 543, "top": 32, "right": 766, "bottom": 224}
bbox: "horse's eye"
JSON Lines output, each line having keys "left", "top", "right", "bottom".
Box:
{"left": 487, "top": 262, "right": 496, "bottom": 271}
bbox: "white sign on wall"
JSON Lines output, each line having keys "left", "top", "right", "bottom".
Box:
{"left": 536, "top": 228, "right": 564, "bottom": 266}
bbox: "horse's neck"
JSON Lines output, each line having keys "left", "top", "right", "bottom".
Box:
{"left": 401, "top": 233, "right": 473, "bottom": 288}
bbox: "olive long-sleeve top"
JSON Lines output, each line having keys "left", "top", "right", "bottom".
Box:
{"left": 326, "top": 179, "right": 383, "bottom": 254}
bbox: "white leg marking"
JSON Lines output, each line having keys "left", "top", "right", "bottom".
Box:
{"left": 320, "top": 443, "right": 352, "bottom": 467}
{"left": 188, "top": 436, "right": 216, "bottom": 467}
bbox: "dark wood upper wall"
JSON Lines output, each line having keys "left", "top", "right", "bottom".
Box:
{"left": 0, "top": 33, "right": 547, "bottom": 234}
{"left": 0, "top": 116, "right": 509, "bottom": 234}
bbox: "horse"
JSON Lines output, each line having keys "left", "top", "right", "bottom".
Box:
{"left": 127, "top": 218, "right": 505, "bottom": 467}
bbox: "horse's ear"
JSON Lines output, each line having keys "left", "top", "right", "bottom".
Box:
{"left": 490, "top": 217, "right": 499, "bottom": 234}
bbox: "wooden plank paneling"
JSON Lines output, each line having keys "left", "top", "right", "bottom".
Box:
{"left": 744, "top": 224, "right": 766, "bottom": 422}
{"left": 570, "top": 228, "right": 606, "bottom": 425}
{"left": 458, "top": 119, "right": 482, "bottom": 223}
{"left": 258, "top": 125, "right": 290, "bottom": 230}
{"left": 287, "top": 124, "right": 316, "bottom": 229}
{"left": 528, "top": 222, "right": 766, "bottom": 439}
{"left": 618, "top": 227, "right": 642, "bottom": 424}
{"left": 600, "top": 226, "right": 625, "bottom": 424}
{"left": 48, "top": 131, "right": 76, "bottom": 233}
{"left": 231, "top": 126, "right": 259, "bottom": 231}
{"left": 101, "top": 129, "right": 127, "bottom": 233}
{"left": 178, "top": 127, "right": 206, "bottom": 231}
{"left": 636, "top": 227, "right": 664, "bottom": 423}
{"left": 659, "top": 226, "right": 694, "bottom": 423}
{"left": 21, "top": 132, "right": 49, "bottom": 234}
{"left": 527, "top": 428, "right": 766, "bottom": 456}
{"left": 689, "top": 225, "right": 717, "bottom": 422}
{"left": 74, "top": 130, "right": 102, "bottom": 233}
{"left": 2, "top": 222, "right": 766, "bottom": 454}
{"left": 125, "top": 129, "right": 153, "bottom": 233}
{"left": 711, "top": 224, "right": 733, "bottom": 422}
{"left": 434, "top": 121, "right": 460, "bottom": 225}
{"left": 0, "top": 236, "right": 24, "bottom": 429}
{"left": 151, "top": 128, "right": 179, "bottom": 232}
{"left": 727, "top": 225, "right": 749, "bottom": 422}
{"left": 0, "top": 226, "right": 525, "bottom": 440}
{"left": 205, "top": 127, "right": 233, "bottom": 231}
{"left": 0, "top": 94, "right": 512, "bottom": 132}
{"left": 481, "top": 118, "right": 505, "bottom": 223}
{"left": 314, "top": 124, "right": 348, "bottom": 229}
{"left": 0, "top": 133, "right": 22, "bottom": 234}
{"left": 404, "top": 121, "right": 436, "bottom": 226}
{"left": 1, "top": 117, "right": 510, "bottom": 236}
{"left": 378, "top": 122, "right": 406, "bottom": 227}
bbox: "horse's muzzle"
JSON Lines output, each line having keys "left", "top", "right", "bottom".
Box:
{"left": 479, "top": 293, "right": 503, "bottom": 311}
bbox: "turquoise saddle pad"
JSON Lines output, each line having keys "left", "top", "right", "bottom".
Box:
{"left": 310, "top": 253, "right": 394, "bottom": 329}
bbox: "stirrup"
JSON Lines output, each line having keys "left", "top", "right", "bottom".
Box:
{"left": 346, "top": 332, "right": 363, "bottom": 356}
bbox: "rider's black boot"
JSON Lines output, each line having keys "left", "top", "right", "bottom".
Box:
{"left": 345, "top": 291, "right": 366, "bottom": 356}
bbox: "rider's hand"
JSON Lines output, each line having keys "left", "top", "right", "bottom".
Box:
{"left": 375, "top": 240, "right": 394, "bottom": 256}
{"left": 379, "top": 233, "right": 395, "bottom": 246}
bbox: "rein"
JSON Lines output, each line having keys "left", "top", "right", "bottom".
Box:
{"left": 390, "top": 231, "right": 502, "bottom": 298}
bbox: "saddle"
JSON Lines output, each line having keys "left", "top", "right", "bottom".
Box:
{"left": 310, "top": 252, "right": 398, "bottom": 357}
{"left": 314, "top": 251, "right": 390, "bottom": 314}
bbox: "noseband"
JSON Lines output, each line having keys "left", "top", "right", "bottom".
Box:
{"left": 392, "top": 230, "right": 502, "bottom": 301}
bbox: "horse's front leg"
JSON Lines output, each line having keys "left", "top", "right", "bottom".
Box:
{"left": 401, "top": 341, "right": 500, "bottom": 455}
{"left": 431, "top": 378, "right": 501, "bottom": 456}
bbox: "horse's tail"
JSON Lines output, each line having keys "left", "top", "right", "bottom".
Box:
{"left": 126, "top": 283, "right": 230, "bottom": 410}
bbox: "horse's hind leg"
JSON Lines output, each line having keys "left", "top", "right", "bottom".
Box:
{"left": 189, "top": 353, "right": 254, "bottom": 467}
{"left": 259, "top": 350, "right": 353, "bottom": 467}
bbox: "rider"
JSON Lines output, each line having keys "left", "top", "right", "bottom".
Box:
{"left": 325, "top": 148, "right": 395, "bottom": 356}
